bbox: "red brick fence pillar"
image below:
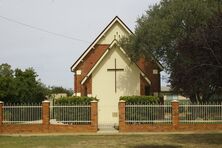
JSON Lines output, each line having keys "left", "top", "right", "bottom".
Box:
{"left": 171, "top": 100, "right": 179, "bottom": 129}
{"left": 0, "top": 101, "right": 3, "bottom": 132}
{"left": 91, "top": 100, "right": 98, "bottom": 131}
{"left": 119, "top": 100, "right": 126, "bottom": 132}
{"left": 42, "top": 100, "right": 50, "bottom": 130}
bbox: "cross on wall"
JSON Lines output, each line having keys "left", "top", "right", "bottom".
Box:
{"left": 107, "top": 58, "right": 124, "bottom": 93}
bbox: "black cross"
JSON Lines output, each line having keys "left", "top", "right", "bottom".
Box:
{"left": 107, "top": 58, "right": 124, "bottom": 93}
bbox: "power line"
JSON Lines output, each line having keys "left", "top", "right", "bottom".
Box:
{"left": 0, "top": 15, "right": 90, "bottom": 43}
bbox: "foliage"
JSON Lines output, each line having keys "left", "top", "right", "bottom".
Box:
{"left": 120, "top": 96, "right": 159, "bottom": 104}
{"left": 122, "top": 0, "right": 219, "bottom": 66}
{"left": 121, "top": 0, "right": 222, "bottom": 102}
{"left": 49, "top": 86, "right": 73, "bottom": 96}
{"left": 55, "top": 96, "right": 97, "bottom": 104}
{"left": 171, "top": 13, "right": 222, "bottom": 102}
{"left": 0, "top": 63, "right": 48, "bottom": 103}
{"left": 54, "top": 96, "right": 96, "bottom": 123}
{"left": 0, "top": 64, "right": 14, "bottom": 102}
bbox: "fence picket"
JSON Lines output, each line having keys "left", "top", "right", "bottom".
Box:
{"left": 125, "top": 103, "right": 172, "bottom": 124}
{"left": 3, "top": 104, "right": 42, "bottom": 124}
{"left": 49, "top": 104, "right": 91, "bottom": 125}
{"left": 124, "top": 102, "right": 222, "bottom": 124}
{"left": 179, "top": 103, "right": 222, "bottom": 124}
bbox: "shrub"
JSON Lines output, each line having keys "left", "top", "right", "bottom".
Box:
{"left": 120, "top": 96, "right": 159, "bottom": 104}
{"left": 55, "top": 96, "right": 97, "bottom": 105}
{"left": 52, "top": 96, "right": 97, "bottom": 124}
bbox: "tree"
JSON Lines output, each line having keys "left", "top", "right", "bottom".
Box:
{"left": 171, "top": 13, "right": 222, "bottom": 102}
{"left": 49, "top": 86, "right": 73, "bottom": 96}
{"left": 0, "top": 63, "right": 13, "bottom": 77}
{"left": 0, "top": 64, "right": 15, "bottom": 102}
{"left": 13, "top": 68, "right": 48, "bottom": 103}
{"left": 123, "top": 0, "right": 219, "bottom": 67}
{"left": 0, "top": 64, "right": 48, "bottom": 103}
{"left": 121, "top": 0, "right": 222, "bottom": 102}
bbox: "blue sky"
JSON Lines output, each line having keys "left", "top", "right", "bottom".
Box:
{"left": 0, "top": 0, "right": 164, "bottom": 89}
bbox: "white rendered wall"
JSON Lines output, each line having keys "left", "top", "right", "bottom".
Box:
{"left": 92, "top": 45, "right": 140, "bottom": 125}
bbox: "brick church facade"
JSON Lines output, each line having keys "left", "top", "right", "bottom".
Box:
{"left": 71, "top": 16, "right": 162, "bottom": 97}
{"left": 70, "top": 16, "right": 163, "bottom": 125}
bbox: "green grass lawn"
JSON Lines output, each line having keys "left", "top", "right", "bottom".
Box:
{"left": 0, "top": 133, "right": 222, "bottom": 148}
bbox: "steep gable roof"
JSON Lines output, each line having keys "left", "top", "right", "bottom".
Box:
{"left": 71, "top": 16, "right": 163, "bottom": 72}
{"left": 71, "top": 16, "right": 133, "bottom": 72}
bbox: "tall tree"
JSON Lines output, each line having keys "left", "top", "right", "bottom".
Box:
{"left": 171, "top": 13, "right": 222, "bottom": 102}
{"left": 123, "top": 0, "right": 219, "bottom": 67}
{"left": 121, "top": 0, "right": 222, "bottom": 101}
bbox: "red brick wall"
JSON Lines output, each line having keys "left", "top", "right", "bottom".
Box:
{"left": 0, "top": 124, "right": 97, "bottom": 134}
{"left": 74, "top": 44, "right": 109, "bottom": 94}
{"left": 0, "top": 101, "right": 98, "bottom": 134}
{"left": 119, "top": 124, "right": 222, "bottom": 132}
{"left": 137, "top": 58, "right": 161, "bottom": 94}
{"left": 140, "top": 75, "right": 150, "bottom": 95}
{"left": 0, "top": 102, "right": 3, "bottom": 126}
{"left": 172, "top": 101, "right": 179, "bottom": 128}
{"left": 0, "top": 102, "right": 3, "bottom": 133}
{"left": 74, "top": 74, "right": 77, "bottom": 94}
{"left": 91, "top": 101, "right": 98, "bottom": 129}
{"left": 86, "top": 76, "right": 92, "bottom": 94}
{"left": 74, "top": 74, "right": 82, "bottom": 94}
{"left": 81, "top": 76, "right": 92, "bottom": 95}
{"left": 42, "top": 101, "right": 50, "bottom": 128}
{"left": 119, "top": 101, "right": 222, "bottom": 132}
{"left": 119, "top": 100, "right": 126, "bottom": 131}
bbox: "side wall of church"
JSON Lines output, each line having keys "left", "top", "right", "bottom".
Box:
{"left": 137, "top": 58, "right": 161, "bottom": 95}
{"left": 74, "top": 44, "right": 109, "bottom": 95}
{"left": 140, "top": 75, "right": 150, "bottom": 95}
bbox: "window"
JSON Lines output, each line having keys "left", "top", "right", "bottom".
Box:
{"left": 153, "top": 69, "right": 158, "bottom": 74}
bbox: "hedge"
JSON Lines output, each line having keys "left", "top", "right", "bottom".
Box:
{"left": 55, "top": 96, "right": 97, "bottom": 104}
{"left": 120, "top": 96, "right": 159, "bottom": 104}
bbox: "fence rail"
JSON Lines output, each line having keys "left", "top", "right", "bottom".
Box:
{"left": 50, "top": 104, "right": 91, "bottom": 125}
{"left": 179, "top": 104, "right": 222, "bottom": 124}
{"left": 125, "top": 103, "right": 172, "bottom": 124}
{"left": 3, "top": 104, "right": 42, "bottom": 124}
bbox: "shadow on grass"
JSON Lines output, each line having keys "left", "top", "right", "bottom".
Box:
{"left": 172, "top": 134, "right": 222, "bottom": 145}
{"left": 132, "top": 145, "right": 182, "bottom": 148}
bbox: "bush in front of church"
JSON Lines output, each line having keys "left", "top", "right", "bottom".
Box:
{"left": 120, "top": 96, "right": 159, "bottom": 104}
{"left": 55, "top": 96, "right": 97, "bottom": 105}
{"left": 52, "top": 96, "right": 97, "bottom": 124}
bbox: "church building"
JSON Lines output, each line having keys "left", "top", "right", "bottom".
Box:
{"left": 70, "top": 16, "right": 163, "bottom": 126}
